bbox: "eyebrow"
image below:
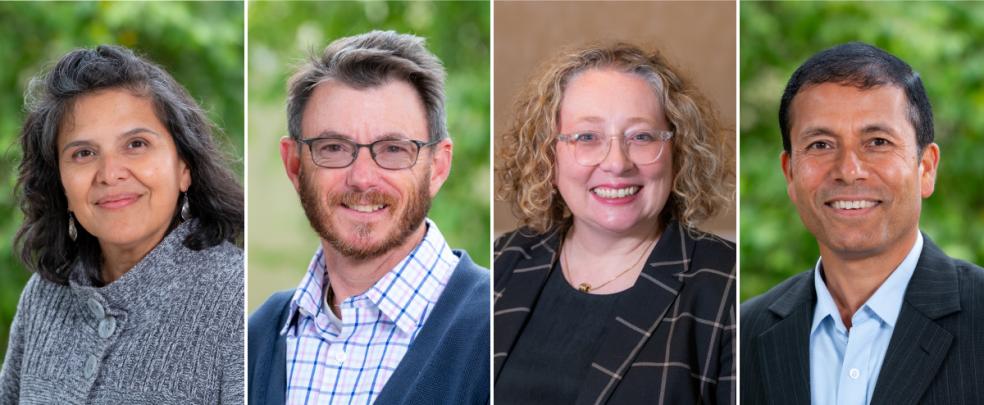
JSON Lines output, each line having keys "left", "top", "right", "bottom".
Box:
{"left": 569, "top": 116, "right": 660, "bottom": 127}
{"left": 797, "top": 123, "right": 899, "bottom": 138}
{"left": 61, "top": 127, "right": 163, "bottom": 153}
{"left": 312, "top": 131, "right": 411, "bottom": 142}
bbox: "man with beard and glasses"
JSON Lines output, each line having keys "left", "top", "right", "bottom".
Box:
{"left": 247, "top": 31, "right": 489, "bottom": 405}
{"left": 741, "top": 42, "right": 984, "bottom": 405}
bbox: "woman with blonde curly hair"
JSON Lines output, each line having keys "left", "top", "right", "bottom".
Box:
{"left": 493, "top": 42, "right": 735, "bottom": 404}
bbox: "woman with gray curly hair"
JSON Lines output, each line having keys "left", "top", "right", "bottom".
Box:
{"left": 493, "top": 42, "right": 735, "bottom": 404}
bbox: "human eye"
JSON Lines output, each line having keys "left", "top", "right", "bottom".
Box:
{"left": 126, "top": 138, "right": 149, "bottom": 150}
{"left": 573, "top": 132, "right": 601, "bottom": 143}
{"left": 316, "top": 138, "right": 350, "bottom": 154}
{"left": 70, "top": 148, "right": 97, "bottom": 163}
{"left": 377, "top": 141, "right": 413, "bottom": 155}
{"left": 627, "top": 132, "right": 657, "bottom": 143}
{"left": 805, "top": 140, "right": 832, "bottom": 151}
{"left": 867, "top": 137, "right": 893, "bottom": 149}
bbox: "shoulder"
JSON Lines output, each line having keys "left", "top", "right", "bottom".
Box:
{"left": 494, "top": 226, "right": 561, "bottom": 258}
{"left": 953, "top": 257, "right": 984, "bottom": 304}
{"left": 177, "top": 241, "right": 243, "bottom": 305}
{"left": 740, "top": 270, "right": 812, "bottom": 330}
{"left": 439, "top": 250, "right": 490, "bottom": 323}
{"left": 249, "top": 290, "right": 294, "bottom": 331}
{"left": 14, "top": 273, "right": 71, "bottom": 316}
{"left": 493, "top": 226, "right": 560, "bottom": 280}
{"left": 685, "top": 228, "right": 736, "bottom": 272}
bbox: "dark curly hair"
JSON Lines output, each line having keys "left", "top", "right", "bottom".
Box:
{"left": 14, "top": 45, "right": 244, "bottom": 285}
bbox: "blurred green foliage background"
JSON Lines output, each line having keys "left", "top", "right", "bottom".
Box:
{"left": 247, "top": 1, "right": 490, "bottom": 312}
{"left": 741, "top": 2, "right": 984, "bottom": 300}
{"left": 0, "top": 2, "right": 243, "bottom": 361}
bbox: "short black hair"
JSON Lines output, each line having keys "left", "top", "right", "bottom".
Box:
{"left": 778, "top": 42, "right": 933, "bottom": 154}
{"left": 14, "top": 45, "right": 244, "bottom": 285}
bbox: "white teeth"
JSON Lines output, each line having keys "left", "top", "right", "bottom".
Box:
{"left": 592, "top": 186, "right": 640, "bottom": 199}
{"left": 831, "top": 200, "right": 876, "bottom": 210}
{"left": 349, "top": 204, "right": 385, "bottom": 213}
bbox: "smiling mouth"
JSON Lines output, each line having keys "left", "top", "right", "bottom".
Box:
{"left": 343, "top": 203, "right": 387, "bottom": 213}
{"left": 591, "top": 186, "right": 640, "bottom": 199}
{"left": 95, "top": 194, "right": 141, "bottom": 208}
{"left": 827, "top": 200, "right": 879, "bottom": 210}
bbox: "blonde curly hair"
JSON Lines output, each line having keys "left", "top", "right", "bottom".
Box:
{"left": 496, "top": 42, "right": 734, "bottom": 233}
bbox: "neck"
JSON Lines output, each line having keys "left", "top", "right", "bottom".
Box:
{"left": 819, "top": 229, "right": 919, "bottom": 328}
{"left": 562, "top": 218, "right": 663, "bottom": 294}
{"left": 99, "top": 228, "right": 170, "bottom": 284}
{"left": 323, "top": 222, "right": 427, "bottom": 316}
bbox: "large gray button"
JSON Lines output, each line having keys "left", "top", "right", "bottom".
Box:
{"left": 86, "top": 298, "right": 104, "bottom": 319}
{"left": 98, "top": 317, "right": 116, "bottom": 338}
{"left": 84, "top": 355, "right": 98, "bottom": 378}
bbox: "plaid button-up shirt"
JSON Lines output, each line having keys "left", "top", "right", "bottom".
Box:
{"left": 282, "top": 219, "right": 460, "bottom": 405}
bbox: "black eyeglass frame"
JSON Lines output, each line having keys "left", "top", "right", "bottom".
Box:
{"left": 297, "top": 136, "right": 441, "bottom": 170}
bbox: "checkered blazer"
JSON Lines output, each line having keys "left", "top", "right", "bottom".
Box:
{"left": 493, "top": 220, "right": 736, "bottom": 404}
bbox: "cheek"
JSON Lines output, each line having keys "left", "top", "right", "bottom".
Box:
{"left": 60, "top": 167, "right": 91, "bottom": 211}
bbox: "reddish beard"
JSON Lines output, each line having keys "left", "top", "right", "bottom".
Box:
{"left": 298, "top": 167, "right": 432, "bottom": 260}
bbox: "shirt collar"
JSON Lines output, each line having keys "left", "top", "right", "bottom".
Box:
{"left": 281, "top": 218, "right": 460, "bottom": 335}
{"left": 811, "top": 232, "right": 923, "bottom": 333}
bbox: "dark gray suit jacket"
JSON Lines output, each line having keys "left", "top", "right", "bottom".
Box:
{"left": 741, "top": 234, "right": 984, "bottom": 405}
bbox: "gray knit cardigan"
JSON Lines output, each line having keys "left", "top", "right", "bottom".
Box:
{"left": 0, "top": 220, "right": 244, "bottom": 404}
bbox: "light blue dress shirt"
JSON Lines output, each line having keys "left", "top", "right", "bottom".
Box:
{"left": 809, "top": 232, "right": 923, "bottom": 405}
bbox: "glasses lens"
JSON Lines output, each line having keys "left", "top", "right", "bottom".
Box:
{"left": 372, "top": 140, "right": 418, "bottom": 169}
{"left": 310, "top": 138, "right": 355, "bottom": 168}
{"left": 571, "top": 132, "right": 607, "bottom": 166}
{"left": 626, "top": 133, "right": 666, "bottom": 164}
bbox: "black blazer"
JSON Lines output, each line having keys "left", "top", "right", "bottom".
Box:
{"left": 494, "top": 220, "right": 736, "bottom": 405}
{"left": 741, "top": 234, "right": 984, "bottom": 405}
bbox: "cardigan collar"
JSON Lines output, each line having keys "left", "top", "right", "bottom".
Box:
{"left": 68, "top": 220, "right": 196, "bottom": 323}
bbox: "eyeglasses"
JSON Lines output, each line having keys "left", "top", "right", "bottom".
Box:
{"left": 298, "top": 136, "right": 439, "bottom": 170}
{"left": 556, "top": 129, "right": 673, "bottom": 166}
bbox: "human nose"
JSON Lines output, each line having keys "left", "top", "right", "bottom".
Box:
{"left": 832, "top": 147, "right": 869, "bottom": 184}
{"left": 597, "top": 136, "right": 633, "bottom": 174}
{"left": 96, "top": 153, "right": 129, "bottom": 186}
{"left": 345, "top": 146, "right": 380, "bottom": 190}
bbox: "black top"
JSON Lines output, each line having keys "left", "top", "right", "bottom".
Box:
{"left": 496, "top": 263, "right": 620, "bottom": 404}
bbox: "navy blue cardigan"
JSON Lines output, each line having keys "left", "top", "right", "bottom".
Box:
{"left": 248, "top": 251, "right": 490, "bottom": 405}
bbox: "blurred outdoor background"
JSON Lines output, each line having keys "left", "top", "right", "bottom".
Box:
{"left": 247, "top": 1, "right": 490, "bottom": 312}
{"left": 0, "top": 2, "right": 243, "bottom": 362}
{"left": 741, "top": 2, "right": 984, "bottom": 300}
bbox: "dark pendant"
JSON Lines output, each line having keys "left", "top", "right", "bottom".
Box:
{"left": 578, "top": 283, "right": 591, "bottom": 293}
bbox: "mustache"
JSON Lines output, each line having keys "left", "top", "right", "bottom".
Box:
{"left": 327, "top": 190, "right": 397, "bottom": 208}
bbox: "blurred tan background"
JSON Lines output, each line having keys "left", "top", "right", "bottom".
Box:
{"left": 494, "top": 1, "right": 736, "bottom": 240}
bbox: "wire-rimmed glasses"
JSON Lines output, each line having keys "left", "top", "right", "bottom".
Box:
{"left": 556, "top": 129, "right": 674, "bottom": 166}
{"left": 298, "top": 136, "right": 439, "bottom": 170}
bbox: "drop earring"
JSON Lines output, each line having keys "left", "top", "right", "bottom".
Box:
{"left": 180, "top": 193, "right": 191, "bottom": 221}
{"left": 68, "top": 212, "right": 77, "bottom": 241}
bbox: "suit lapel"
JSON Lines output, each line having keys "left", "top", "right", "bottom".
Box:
{"left": 492, "top": 226, "right": 563, "bottom": 378}
{"left": 756, "top": 270, "right": 815, "bottom": 405}
{"left": 871, "top": 236, "right": 959, "bottom": 405}
{"left": 575, "top": 222, "right": 686, "bottom": 405}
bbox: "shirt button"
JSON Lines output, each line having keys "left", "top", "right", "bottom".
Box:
{"left": 84, "top": 355, "right": 98, "bottom": 378}
{"left": 334, "top": 350, "right": 347, "bottom": 364}
{"left": 98, "top": 317, "right": 116, "bottom": 338}
{"left": 849, "top": 368, "right": 860, "bottom": 379}
{"left": 86, "top": 298, "right": 105, "bottom": 319}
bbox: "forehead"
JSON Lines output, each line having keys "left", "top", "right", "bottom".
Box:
{"left": 301, "top": 79, "right": 428, "bottom": 139}
{"left": 58, "top": 89, "right": 166, "bottom": 142}
{"left": 559, "top": 68, "right": 665, "bottom": 124}
{"left": 789, "top": 82, "right": 912, "bottom": 137}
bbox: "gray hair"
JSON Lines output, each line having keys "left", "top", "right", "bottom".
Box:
{"left": 286, "top": 30, "right": 448, "bottom": 142}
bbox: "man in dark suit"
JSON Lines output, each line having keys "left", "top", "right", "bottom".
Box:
{"left": 741, "top": 42, "right": 984, "bottom": 405}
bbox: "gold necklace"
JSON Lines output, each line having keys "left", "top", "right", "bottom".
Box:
{"left": 562, "top": 233, "right": 657, "bottom": 293}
